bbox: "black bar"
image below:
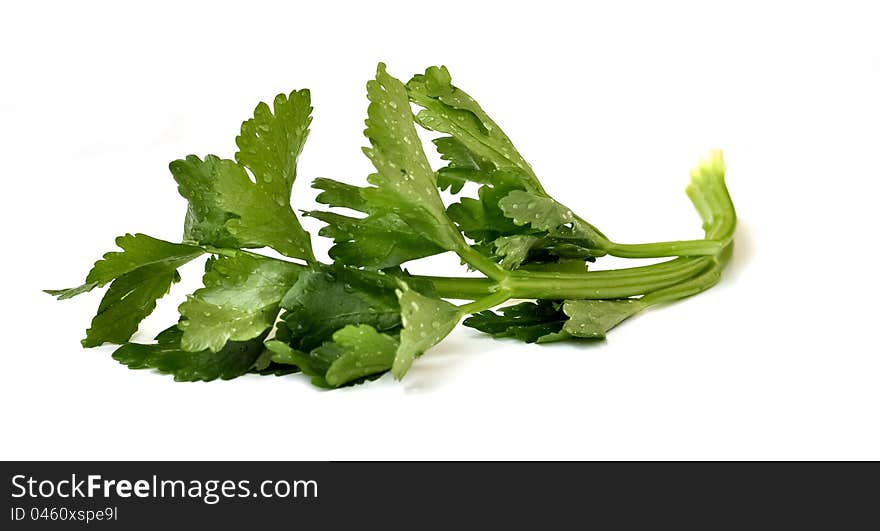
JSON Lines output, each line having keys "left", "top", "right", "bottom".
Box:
{"left": 2, "top": 462, "right": 876, "bottom": 528}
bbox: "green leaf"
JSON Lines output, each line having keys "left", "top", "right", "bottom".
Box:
{"left": 236, "top": 90, "right": 312, "bottom": 193}
{"left": 312, "top": 177, "right": 370, "bottom": 213}
{"left": 170, "top": 130, "right": 318, "bottom": 259}
{"left": 46, "top": 234, "right": 203, "bottom": 299}
{"left": 463, "top": 300, "right": 568, "bottom": 343}
{"left": 43, "top": 283, "right": 98, "bottom": 300}
{"left": 310, "top": 177, "right": 444, "bottom": 268}
{"left": 497, "top": 190, "right": 576, "bottom": 231}
{"left": 433, "top": 136, "right": 494, "bottom": 193}
{"left": 278, "top": 265, "right": 401, "bottom": 352}
{"left": 361, "top": 63, "right": 463, "bottom": 251}
{"left": 561, "top": 299, "right": 647, "bottom": 339}
{"left": 392, "top": 285, "right": 461, "bottom": 379}
{"left": 445, "top": 171, "right": 527, "bottom": 244}
{"left": 177, "top": 254, "right": 301, "bottom": 352}
{"left": 310, "top": 177, "right": 445, "bottom": 268}
{"left": 493, "top": 235, "right": 540, "bottom": 270}
{"left": 405, "top": 67, "right": 609, "bottom": 263}
{"left": 112, "top": 326, "right": 267, "bottom": 382}
{"left": 324, "top": 325, "right": 398, "bottom": 387}
{"left": 82, "top": 265, "right": 181, "bottom": 347}
{"left": 307, "top": 210, "right": 444, "bottom": 268}
{"left": 169, "top": 155, "right": 243, "bottom": 248}
{"left": 210, "top": 90, "right": 314, "bottom": 261}
{"left": 467, "top": 298, "right": 645, "bottom": 343}
{"left": 445, "top": 172, "right": 600, "bottom": 268}
{"left": 44, "top": 233, "right": 201, "bottom": 348}
{"left": 264, "top": 339, "right": 329, "bottom": 388}
{"left": 251, "top": 348, "right": 275, "bottom": 371}
{"left": 498, "top": 190, "right": 605, "bottom": 249}
{"left": 311, "top": 85, "right": 467, "bottom": 268}
{"left": 212, "top": 163, "right": 312, "bottom": 260}
{"left": 407, "top": 65, "right": 542, "bottom": 192}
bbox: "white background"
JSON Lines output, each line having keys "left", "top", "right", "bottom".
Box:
{"left": 2, "top": 1, "right": 878, "bottom": 460}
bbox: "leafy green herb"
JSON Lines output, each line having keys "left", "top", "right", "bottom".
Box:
{"left": 113, "top": 326, "right": 268, "bottom": 382}
{"left": 178, "top": 254, "right": 301, "bottom": 352}
{"left": 561, "top": 299, "right": 647, "bottom": 339}
{"left": 170, "top": 91, "right": 315, "bottom": 261}
{"left": 48, "top": 64, "right": 737, "bottom": 388}
{"left": 306, "top": 208, "right": 444, "bottom": 269}
{"left": 361, "top": 64, "right": 464, "bottom": 252}
{"left": 433, "top": 136, "right": 493, "bottom": 193}
{"left": 407, "top": 65, "right": 544, "bottom": 192}
{"left": 81, "top": 265, "right": 181, "bottom": 348}
{"left": 277, "top": 264, "right": 401, "bottom": 353}
{"left": 170, "top": 155, "right": 244, "bottom": 248}
{"left": 463, "top": 300, "right": 568, "bottom": 344}
{"left": 46, "top": 234, "right": 203, "bottom": 346}
{"left": 392, "top": 285, "right": 462, "bottom": 379}
{"left": 46, "top": 234, "right": 203, "bottom": 300}
{"left": 264, "top": 340, "right": 330, "bottom": 387}
{"left": 324, "top": 325, "right": 399, "bottom": 387}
